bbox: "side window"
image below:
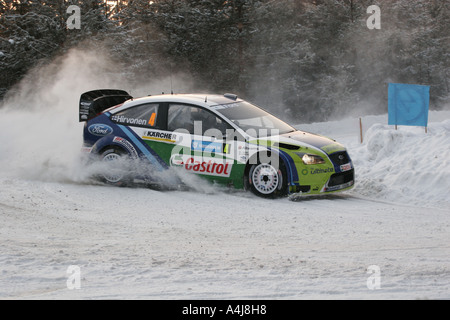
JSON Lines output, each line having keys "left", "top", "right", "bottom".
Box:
{"left": 168, "top": 104, "right": 193, "bottom": 133}
{"left": 168, "top": 104, "right": 231, "bottom": 136}
{"left": 111, "top": 104, "right": 159, "bottom": 128}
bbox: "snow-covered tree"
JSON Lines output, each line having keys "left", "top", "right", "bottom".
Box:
{"left": 0, "top": 0, "right": 117, "bottom": 98}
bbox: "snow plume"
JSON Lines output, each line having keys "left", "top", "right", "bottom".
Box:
{"left": 0, "top": 48, "right": 122, "bottom": 182}
{"left": 0, "top": 47, "right": 192, "bottom": 187}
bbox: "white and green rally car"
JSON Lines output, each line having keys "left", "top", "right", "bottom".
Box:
{"left": 80, "top": 90, "right": 354, "bottom": 197}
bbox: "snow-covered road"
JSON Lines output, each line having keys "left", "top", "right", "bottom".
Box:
{"left": 0, "top": 177, "right": 448, "bottom": 300}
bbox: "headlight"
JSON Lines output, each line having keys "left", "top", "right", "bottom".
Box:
{"left": 302, "top": 154, "right": 325, "bottom": 165}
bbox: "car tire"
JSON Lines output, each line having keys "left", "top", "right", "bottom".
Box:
{"left": 248, "top": 156, "right": 288, "bottom": 198}
{"left": 98, "top": 147, "right": 132, "bottom": 187}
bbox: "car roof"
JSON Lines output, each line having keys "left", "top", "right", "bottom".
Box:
{"left": 111, "top": 93, "right": 243, "bottom": 113}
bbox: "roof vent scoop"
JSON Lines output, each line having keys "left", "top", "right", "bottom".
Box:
{"left": 224, "top": 93, "right": 238, "bottom": 101}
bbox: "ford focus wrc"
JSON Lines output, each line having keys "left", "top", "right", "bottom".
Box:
{"left": 80, "top": 90, "right": 355, "bottom": 197}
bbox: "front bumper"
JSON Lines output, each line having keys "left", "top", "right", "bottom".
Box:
{"left": 322, "top": 169, "right": 355, "bottom": 192}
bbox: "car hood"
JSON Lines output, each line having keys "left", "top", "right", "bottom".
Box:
{"left": 268, "top": 130, "right": 346, "bottom": 155}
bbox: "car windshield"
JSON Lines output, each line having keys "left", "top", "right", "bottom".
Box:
{"left": 212, "top": 101, "right": 296, "bottom": 137}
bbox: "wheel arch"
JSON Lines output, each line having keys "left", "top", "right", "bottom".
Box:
{"left": 91, "top": 135, "right": 138, "bottom": 158}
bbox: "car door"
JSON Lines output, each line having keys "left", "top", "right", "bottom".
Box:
{"left": 166, "top": 103, "right": 237, "bottom": 181}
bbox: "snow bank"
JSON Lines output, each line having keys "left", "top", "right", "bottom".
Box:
{"left": 351, "top": 119, "right": 450, "bottom": 208}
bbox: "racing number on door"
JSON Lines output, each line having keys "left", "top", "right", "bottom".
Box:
{"left": 148, "top": 112, "right": 156, "bottom": 127}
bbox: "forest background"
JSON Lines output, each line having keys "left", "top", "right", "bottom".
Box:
{"left": 1, "top": 0, "right": 448, "bottom": 122}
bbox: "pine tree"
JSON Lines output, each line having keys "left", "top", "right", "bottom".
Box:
{"left": 0, "top": 0, "right": 65, "bottom": 98}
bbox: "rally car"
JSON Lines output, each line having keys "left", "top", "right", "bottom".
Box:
{"left": 79, "top": 90, "right": 354, "bottom": 197}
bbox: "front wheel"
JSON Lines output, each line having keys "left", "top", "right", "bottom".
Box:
{"left": 248, "top": 159, "right": 288, "bottom": 198}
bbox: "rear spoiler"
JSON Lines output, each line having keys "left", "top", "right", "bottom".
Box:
{"left": 79, "top": 89, "right": 132, "bottom": 122}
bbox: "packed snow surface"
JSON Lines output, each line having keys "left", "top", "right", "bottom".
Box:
{"left": 0, "top": 102, "right": 449, "bottom": 299}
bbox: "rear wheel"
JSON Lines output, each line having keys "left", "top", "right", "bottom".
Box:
{"left": 248, "top": 157, "right": 288, "bottom": 198}
{"left": 98, "top": 148, "right": 132, "bottom": 187}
